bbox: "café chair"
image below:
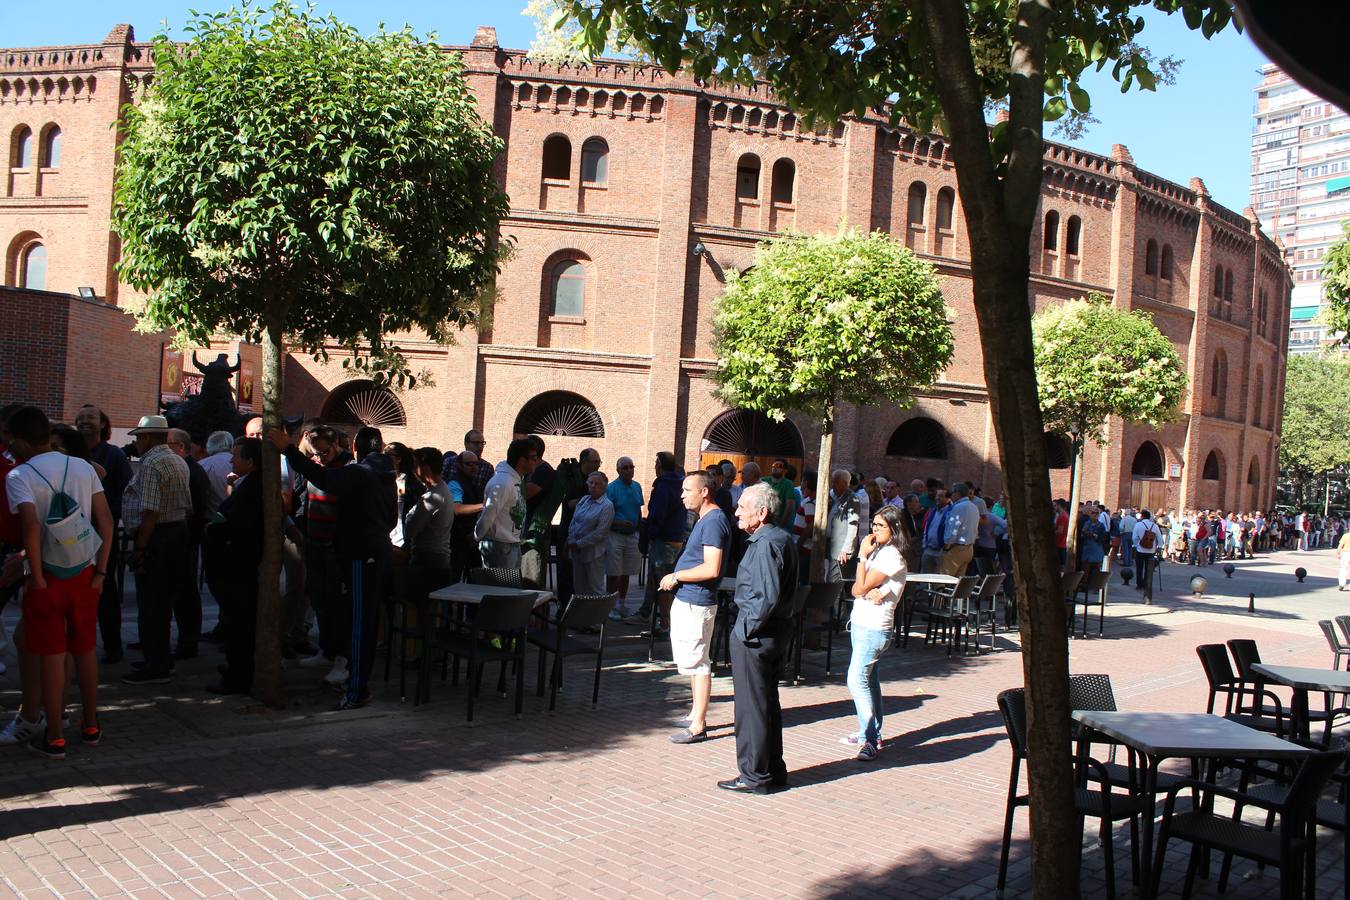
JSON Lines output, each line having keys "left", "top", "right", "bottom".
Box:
{"left": 1073, "top": 568, "right": 1112, "bottom": 638}
{"left": 1196, "top": 643, "right": 1286, "bottom": 737}
{"left": 1060, "top": 570, "right": 1084, "bottom": 636}
{"left": 440, "top": 593, "right": 537, "bottom": 722}
{"left": 469, "top": 567, "right": 527, "bottom": 589}
{"left": 923, "top": 575, "right": 979, "bottom": 657}
{"left": 527, "top": 592, "right": 618, "bottom": 711}
{"left": 796, "top": 582, "right": 846, "bottom": 674}
{"left": 1319, "top": 620, "right": 1350, "bottom": 671}
{"left": 963, "top": 573, "right": 1006, "bottom": 654}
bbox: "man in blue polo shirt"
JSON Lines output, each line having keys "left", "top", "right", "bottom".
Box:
{"left": 606, "top": 457, "right": 644, "bottom": 620}
{"left": 660, "top": 471, "right": 730, "bottom": 744}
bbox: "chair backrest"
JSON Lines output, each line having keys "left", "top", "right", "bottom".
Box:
{"left": 469, "top": 567, "right": 526, "bottom": 589}
{"left": 803, "top": 582, "right": 843, "bottom": 612}
{"left": 1319, "top": 620, "right": 1346, "bottom": 654}
{"left": 1069, "top": 673, "right": 1117, "bottom": 713}
{"left": 1281, "top": 751, "right": 1350, "bottom": 817}
{"left": 473, "top": 593, "right": 539, "bottom": 632}
{"left": 951, "top": 575, "right": 980, "bottom": 601}
{"left": 561, "top": 592, "right": 619, "bottom": 629}
{"left": 1336, "top": 616, "right": 1350, "bottom": 647}
{"left": 1226, "top": 639, "right": 1262, "bottom": 680}
{"left": 1060, "top": 570, "right": 1084, "bottom": 600}
{"left": 1082, "top": 569, "right": 1112, "bottom": 594}
{"left": 996, "top": 688, "right": 1028, "bottom": 759}
{"left": 975, "top": 573, "right": 1006, "bottom": 600}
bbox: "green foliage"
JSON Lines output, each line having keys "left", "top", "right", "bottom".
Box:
{"left": 711, "top": 230, "right": 954, "bottom": 425}
{"left": 114, "top": 0, "right": 510, "bottom": 386}
{"left": 1033, "top": 294, "right": 1187, "bottom": 446}
{"left": 1323, "top": 221, "right": 1350, "bottom": 345}
{"left": 1279, "top": 353, "right": 1350, "bottom": 480}
{"left": 558, "top": 1, "right": 1234, "bottom": 158}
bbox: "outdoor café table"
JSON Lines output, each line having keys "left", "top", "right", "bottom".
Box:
{"left": 1249, "top": 663, "right": 1350, "bottom": 747}
{"left": 1071, "top": 710, "right": 1312, "bottom": 899}
{"left": 428, "top": 583, "right": 553, "bottom": 608}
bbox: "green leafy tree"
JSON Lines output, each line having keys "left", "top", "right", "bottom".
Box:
{"left": 114, "top": 1, "right": 509, "bottom": 704}
{"left": 1279, "top": 353, "right": 1350, "bottom": 508}
{"left": 1033, "top": 293, "right": 1187, "bottom": 556}
{"left": 1322, "top": 221, "right": 1350, "bottom": 344}
{"left": 711, "top": 230, "right": 953, "bottom": 581}
{"left": 555, "top": 1, "right": 1236, "bottom": 892}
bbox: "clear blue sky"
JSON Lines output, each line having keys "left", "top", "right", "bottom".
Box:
{"left": 2, "top": 1, "right": 1269, "bottom": 213}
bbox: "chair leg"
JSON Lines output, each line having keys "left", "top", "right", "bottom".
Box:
{"left": 536, "top": 645, "right": 547, "bottom": 697}
{"left": 592, "top": 646, "right": 603, "bottom": 709}
{"left": 1181, "top": 843, "right": 1201, "bottom": 900}
{"left": 549, "top": 652, "right": 562, "bottom": 712}
{"left": 1151, "top": 820, "right": 1173, "bottom": 899}
{"left": 996, "top": 764, "right": 1020, "bottom": 898}
{"left": 466, "top": 659, "right": 477, "bottom": 722}
{"left": 1099, "top": 817, "right": 1116, "bottom": 900}
{"left": 514, "top": 645, "right": 525, "bottom": 718}
{"left": 825, "top": 606, "right": 835, "bottom": 675}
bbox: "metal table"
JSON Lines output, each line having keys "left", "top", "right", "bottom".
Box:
{"left": 1071, "top": 710, "right": 1311, "bottom": 899}
{"left": 1250, "top": 662, "right": 1350, "bottom": 746}
{"left": 428, "top": 583, "right": 553, "bottom": 607}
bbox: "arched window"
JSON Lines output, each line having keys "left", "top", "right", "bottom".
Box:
{"left": 1209, "top": 350, "right": 1227, "bottom": 398}
{"left": 1253, "top": 366, "right": 1264, "bottom": 425}
{"left": 906, "top": 182, "right": 927, "bottom": 227}
{"left": 1045, "top": 432, "right": 1073, "bottom": 470}
{"left": 19, "top": 242, "right": 46, "bottom": 290}
{"left": 40, "top": 125, "right": 60, "bottom": 168}
{"left": 580, "top": 137, "right": 608, "bottom": 185}
{"left": 1223, "top": 269, "right": 1234, "bottom": 304}
{"left": 1043, "top": 210, "right": 1059, "bottom": 250}
{"left": 1144, "top": 239, "right": 1158, "bottom": 276}
{"left": 770, "top": 158, "right": 794, "bottom": 203}
{"left": 320, "top": 379, "right": 407, "bottom": 428}
{"left": 514, "top": 391, "right": 605, "bottom": 438}
{"left": 12, "top": 126, "right": 32, "bottom": 168}
{"left": 1130, "top": 442, "right": 1164, "bottom": 478}
{"left": 885, "top": 417, "right": 948, "bottom": 460}
{"left": 1202, "top": 450, "right": 1222, "bottom": 482}
{"left": 1212, "top": 265, "right": 1224, "bottom": 299}
{"left": 703, "top": 409, "right": 804, "bottom": 458}
{"left": 1065, "top": 216, "right": 1082, "bottom": 255}
{"left": 1160, "top": 244, "right": 1174, "bottom": 280}
{"left": 550, "top": 260, "right": 586, "bottom": 317}
{"left": 735, "top": 153, "right": 761, "bottom": 200}
{"left": 935, "top": 187, "right": 955, "bottom": 230}
{"left": 541, "top": 135, "right": 572, "bottom": 181}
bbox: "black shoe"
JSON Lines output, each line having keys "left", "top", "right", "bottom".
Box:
{"left": 80, "top": 724, "right": 102, "bottom": 745}
{"left": 717, "top": 777, "right": 775, "bottom": 794}
{"left": 29, "top": 734, "right": 67, "bottom": 760}
{"left": 206, "top": 681, "right": 247, "bottom": 695}
{"left": 173, "top": 645, "right": 198, "bottom": 660}
{"left": 131, "top": 660, "right": 176, "bottom": 674}
{"left": 122, "top": 669, "right": 172, "bottom": 685}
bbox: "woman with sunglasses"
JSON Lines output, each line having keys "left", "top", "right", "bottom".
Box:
{"left": 842, "top": 504, "right": 909, "bottom": 760}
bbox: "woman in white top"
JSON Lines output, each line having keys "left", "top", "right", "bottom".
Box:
{"left": 843, "top": 504, "right": 908, "bottom": 760}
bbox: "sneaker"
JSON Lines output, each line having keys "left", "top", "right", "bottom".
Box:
{"left": 839, "top": 734, "right": 883, "bottom": 749}
{"left": 333, "top": 691, "right": 371, "bottom": 711}
{"left": 81, "top": 725, "right": 102, "bottom": 746}
{"left": 323, "top": 656, "right": 349, "bottom": 686}
{"left": 0, "top": 712, "right": 44, "bottom": 745}
{"left": 298, "top": 652, "right": 331, "bottom": 669}
{"left": 856, "top": 741, "right": 878, "bottom": 762}
{"left": 121, "top": 669, "right": 172, "bottom": 685}
{"left": 29, "top": 734, "right": 67, "bottom": 760}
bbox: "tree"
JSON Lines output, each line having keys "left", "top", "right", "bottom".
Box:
{"left": 711, "top": 230, "right": 953, "bottom": 579}
{"left": 555, "top": 1, "right": 1236, "bottom": 893}
{"left": 114, "top": 1, "right": 509, "bottom": 705}
{"left": 1033, "top": 293, "right": 1187, "bottom": 557}
{"left": 1322, "top": 220, "right": 1350, "bottom": 345}
{"left": 1279, "top": 353, "right": 1350, "bottom": 510}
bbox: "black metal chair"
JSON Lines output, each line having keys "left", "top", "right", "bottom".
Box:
{"left": 526, "top": 592, "right": 618, "bottom": 711}
{"left": 1336, "top": 615, "right": 1350, "bottom": 649}
{"left": 1319, "top": 620, "right": 1350, "bottom": 671}
{"left": 1151, "top": 750, "right": 1346, "bottom": 900}
{"left": 469, "top": 567, "right": 527, "bottom": 589}
{"left": 996, "top": 687, "right": 1144, "bottom": 900}
{"left": 963, "top": 573, "right": 1005, "bottom": 654}
{"left": 1073, "top": 568, "right": 1112, "bottom": 638}
{"left": 797, "top": 582, "right": 845, "bottom": 674}
{"left": 440, "top": 593, "right": 538, "bottom": 722}
{"left": 1061, "top": 569, "right": 1084, "bottom": 635}
{"left": 924, "top": 575, "right": 979, "bottom": 657}
{"left": 1196, "top": 643, "right": 1286, "bottom": 737}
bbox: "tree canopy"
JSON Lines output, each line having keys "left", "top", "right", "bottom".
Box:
{"left": 712, "top": 230, "right": 954, "bottom": 428}
{"left": 114, "top": 0, "right": 509, "bottom": 380}
{"left": 1033, "top": 293, "right": 1187, "bottom": 446}
{"left": 1279, "top": 352, "right": 1350, "bottom": 486}
{"left": 1322, "top": 220, "right": 1350, "bottom": 345}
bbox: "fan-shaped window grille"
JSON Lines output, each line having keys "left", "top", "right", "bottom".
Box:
{"left": 514, "top": 391, "right": 604, "bottom": 438}
{"left": 322, "top": 380, "right": 406, "bottom": 429}
{"left": 886, "top": 417, "right": 948, "bottom": 460}
{"left": 703, "top": 409, "right": 803, "bottom": 457}
{"left": 1131, "top": 442, "right": 1164, "bottom": 478}
{"left": 1045, "top": 432, "right": 1073, "bottom": 470}
{"left": 1202, "top": 450, "right": 1222, "bottom": 481}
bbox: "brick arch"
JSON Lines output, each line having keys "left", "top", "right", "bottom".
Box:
{"left": 493, "top": 369, "right": 617, "bottom": 439}
{"left": 5, "top": 229, "right": 42, "bottom": 286}
{"left": 539, "top": 247, "right": 596, "bottom": 320}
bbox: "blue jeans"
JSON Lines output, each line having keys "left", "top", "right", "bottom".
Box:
{"left": 847, "top": 624, "right": 892, "bottom": 744}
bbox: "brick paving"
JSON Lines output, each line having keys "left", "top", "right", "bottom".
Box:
{"left": 1, "top": 546, "right": 1347, "bottom": 898}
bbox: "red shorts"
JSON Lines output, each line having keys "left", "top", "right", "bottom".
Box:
{"left": 22, "top": 566, "right": 98, "bottom": 655}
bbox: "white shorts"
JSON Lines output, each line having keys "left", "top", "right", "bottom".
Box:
{"left": 670, "top": 601, "right": 718, "bottom": 676}
{"left": 607, "top": 531, "right": 641, "bottom": 577}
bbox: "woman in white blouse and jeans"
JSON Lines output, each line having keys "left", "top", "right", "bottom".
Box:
{"left": 842, "top": 504, "right": 908, "bottom": 761}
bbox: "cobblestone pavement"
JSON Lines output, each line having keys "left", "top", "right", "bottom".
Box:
{"left": 0, "top": 546, "right": 1347, "bottom": 898}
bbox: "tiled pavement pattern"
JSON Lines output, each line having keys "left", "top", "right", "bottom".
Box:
{"left": 1, "top": 547, "right": 1348, "bottom": 898}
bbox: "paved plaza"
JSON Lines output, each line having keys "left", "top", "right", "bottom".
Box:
{"left": 1, "top": 546, "right": 1348, "bottom": 898}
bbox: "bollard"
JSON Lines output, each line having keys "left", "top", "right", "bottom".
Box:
{"left": 1248, "top": 592, "right": 1255, "bottom": 614}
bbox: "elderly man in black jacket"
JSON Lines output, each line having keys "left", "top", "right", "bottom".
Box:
{"left": 206, "top": 437, "right": 265, "bottom": 695}
{"left": 720, "top": 482, "right": 798, "bottom": 794}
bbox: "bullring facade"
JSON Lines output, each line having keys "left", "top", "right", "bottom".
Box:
{"left": 0, "top": 25, "right": 1291, "bottom": 512}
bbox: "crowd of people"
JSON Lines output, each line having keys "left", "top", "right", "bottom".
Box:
{"left": 2, "top": 401, "right": 1347, "bottom": 788}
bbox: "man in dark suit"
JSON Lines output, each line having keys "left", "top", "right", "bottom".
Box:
{"left": 720, "top": 482, "right": 798, "bottom": 794}
{"left": 207, "top": 438, "right": 264, "bottom": 695}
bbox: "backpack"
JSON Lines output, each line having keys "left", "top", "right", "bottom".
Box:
{"left": 1139, "top": 523, "right": 1157, "bottom": 550}
{"left": 24, "top": 456, "right": 102, "bottom": 578}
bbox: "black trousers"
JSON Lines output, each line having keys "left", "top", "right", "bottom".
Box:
{"left": 305, "top": 540, "right": 343, "bottom": 660}
{"left": 134, "top": 522, "right": 191, "bottom": 674}
{"left": 343, "top": 548, "right": 389, "bottom": 704}
{"left": 730, "top": 619, "right": 792, "bottom": 788}
{"left": 174, "top": 540, "right": 203, "bottom": 651}
{"left": 97, "top": 538, "right": 124, "bottom": 657}
{"left": 223, "top": 555, "right": 260, "bottom": 691}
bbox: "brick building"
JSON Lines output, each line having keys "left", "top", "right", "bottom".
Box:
{"left": 1, "top": 24, "right": 1291, "bottom": 512}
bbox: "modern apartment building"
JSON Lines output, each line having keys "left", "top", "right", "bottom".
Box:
{"left": 1252, "top": 63, "right": 1350, "bottom": 354}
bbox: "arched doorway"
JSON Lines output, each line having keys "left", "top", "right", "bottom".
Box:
{"left": 321, "top": 380, "right": 407, "bottom": 429}
{"left": 885, "top": 417, "right": 949, "bottom": 460}
{"left": 1129, "top": 441, "right": 1168, "bottom": 511}
{"left": 700, "top": 409, "right": 804, "bottom": 484}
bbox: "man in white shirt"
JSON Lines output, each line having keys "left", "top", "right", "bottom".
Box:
{"left": 1131, "top": 510, "right": 1163, "bottom": 604}
{"left": 1118, "top": 507, "right": 1137, "bottom": 571}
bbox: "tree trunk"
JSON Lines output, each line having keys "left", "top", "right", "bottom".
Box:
{"left": 810, "top": 405, "right": 835, "bottom": 584}
{"left": 1065, "top": 437, "right": 1084, "bottom": 563}
{"left": 252, "top": 315, "right": 286, "bottom": 707}
{"left": 920, "top": 1, "right": 1079, "bottom": 895}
